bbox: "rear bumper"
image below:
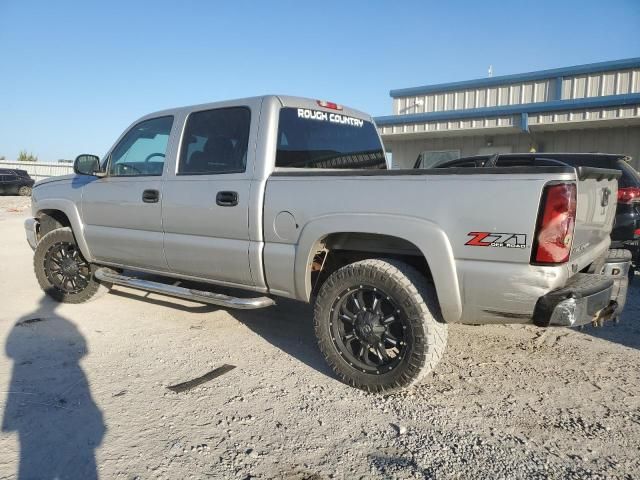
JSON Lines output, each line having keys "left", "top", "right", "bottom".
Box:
{"left": 533, "top": 249, "right": 631, "bottom": 327}
{"left": 533, "top": 273, "right": 615, "bottom": 327}
{"left": 24, "top": 218, "right": 39, "bottom": 250}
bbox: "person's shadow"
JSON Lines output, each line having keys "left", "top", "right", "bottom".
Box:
{"left": 2, "top": 296, "right": 105, "bottom": 479}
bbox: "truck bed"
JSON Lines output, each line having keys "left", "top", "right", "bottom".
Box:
{"left": 263, "top": 166, "right": 619, "bottom": 325}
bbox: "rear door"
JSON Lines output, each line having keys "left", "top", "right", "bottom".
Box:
{"left": 161, "top": 104, "right": 255, "bottom": 287}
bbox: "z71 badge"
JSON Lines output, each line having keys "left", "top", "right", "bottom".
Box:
{"left": 466, "top": 232, "right": 527, "bottom": 249}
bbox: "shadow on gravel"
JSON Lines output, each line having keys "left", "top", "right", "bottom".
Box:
{"left": 230, "top": 299, "right": 336, "bottom": 379}
{"left": 113, "top": 272, "right": 336, "bottom": 380}
{"left": 578, "top": 279, "right": 640, "bottom": 350}
{"left": 2, "top": 296, "right": 105, "bottom": 479}
{"left": 109, "top": 288, "right": 218, "bottom": 314}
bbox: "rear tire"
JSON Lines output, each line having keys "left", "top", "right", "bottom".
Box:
{"left": 314, "top": 258, "right": 448, "bottom": 393}
{"left": 18, "top": 186, "right": 32, "bottom": 196}
{"left": 34, "top": 228, "right": 110, "bottom": 303}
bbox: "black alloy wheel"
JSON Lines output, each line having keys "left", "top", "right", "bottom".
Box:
{"left": 314, "top": 259, "right": 448, "bottom": 393}
{"left": 330, "top": 285, "right": 408, "bottom": 374}
{"left": 34, "top": 227, "right": 110, "bottom": 303}
{"left": 44, "top": 241, "right": 91, "bottom": 294}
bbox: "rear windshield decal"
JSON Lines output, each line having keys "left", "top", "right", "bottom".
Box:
{"left": 297, "top": 108, "right": 364, "bottom": 127}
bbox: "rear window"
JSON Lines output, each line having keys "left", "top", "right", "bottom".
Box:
{"left": 435, "top": 159, "right": 480, "bottom": 168}
{"left": 276, "top": 107, "right": 385, "bottom": 169}
{"left": 494, "top": 156, "right": 569, "bottom": 167}
{"left": 547, "top": 156, "right": 617, "bottom": 169}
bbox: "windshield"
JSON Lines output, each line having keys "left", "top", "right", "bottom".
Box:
{"left": 276, "top": 107, "right": 386, "bottom": 169}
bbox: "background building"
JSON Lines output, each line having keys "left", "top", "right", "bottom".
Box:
{"left": 375, "top": 58, "right": 640, "bottom": 170}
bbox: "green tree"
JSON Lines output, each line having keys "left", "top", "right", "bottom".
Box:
{"left": 17, "top": 150, "right": 38, "bottom": 162}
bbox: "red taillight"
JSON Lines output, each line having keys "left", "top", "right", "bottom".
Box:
{"left": 532, "top": 183, "right": 577, "bottom": 265}
{"left": 617, "top": 187, "right": 640, "bottom": 204}
{"left": 635, "top": 228, "right": 640, "bottom": 238}
{"left": 316, "top": 100, "right": 343, "bottom": 110}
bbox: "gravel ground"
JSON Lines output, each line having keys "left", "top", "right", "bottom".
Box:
{"left": 0, "top": 196, "right": 639, "bottom": 479}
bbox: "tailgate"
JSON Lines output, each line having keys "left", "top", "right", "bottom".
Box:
{"left": 570, "top": 167, "right": 621, "bottom": 266}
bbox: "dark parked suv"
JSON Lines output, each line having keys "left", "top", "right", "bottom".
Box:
{"left": 418, "top": 153, "right": 640, "bottom": 267}
{"left": 0, "top": 168, "right": 35, "bottom": 196}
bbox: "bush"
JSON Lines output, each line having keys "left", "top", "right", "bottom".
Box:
{"left": 17, "top": 151, "right": 38, "bottom": 162}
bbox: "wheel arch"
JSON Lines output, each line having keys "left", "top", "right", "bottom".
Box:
{"left": 34, "top": 199, "right": 93, "bottom": 262}
{"left": 294, "top": 214, "right": 462, "bottom": 323}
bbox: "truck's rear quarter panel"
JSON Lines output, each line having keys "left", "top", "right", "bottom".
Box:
{"left": 263, "top": 169, "right": 595, "bottom": 324}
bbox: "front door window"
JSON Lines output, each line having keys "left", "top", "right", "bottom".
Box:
{"left": 108, "top": 116, "right": 173, "bottom": 177}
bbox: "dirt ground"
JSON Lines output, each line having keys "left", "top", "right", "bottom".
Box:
{"left": 0, "top": 196, "right": 639, "bottom": 479}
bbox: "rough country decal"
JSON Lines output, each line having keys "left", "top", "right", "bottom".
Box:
{"left": 466, "top": 232, "right": 527, "bottom": 249}
{"left": 297, "top": 108, "right": 364, "bottom": 127}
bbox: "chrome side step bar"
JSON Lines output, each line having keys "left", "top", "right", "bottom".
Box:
{"left": 95, "top": 268, "right": 275, "bottom": 310}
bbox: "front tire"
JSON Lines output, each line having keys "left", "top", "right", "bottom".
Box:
{"left": 18, "top": 186, "right": 32, "bottom": 196}
{"left": 34, "top": 227, "right": 109, "bottom": 303}
{"left": 314, "top": 259, "right": 448, "bottom": 393}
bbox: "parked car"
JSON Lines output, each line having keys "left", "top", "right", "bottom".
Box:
{"left": 24, "top": 96, "right": 631, "bottom": 392}
{"left": 422, "top": 153, "right": 640, "bottom": 269}
{"left": 0, "top": 168, "right": 35, "bottom": 196}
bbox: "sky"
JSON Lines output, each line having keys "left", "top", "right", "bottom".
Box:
{"left": 1, "top": 0, "right": 639, "bottom": 162}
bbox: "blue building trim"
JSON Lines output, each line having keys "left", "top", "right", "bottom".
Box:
{"left": 374, "top": 93, "right": 640, "bottom": 127}
{"left": 389, "top": 57, "right": 640, "bottom": 98}
{"left": 520, "top": 112, "right": 529, "bottom": 133}
{"left": 554, "top": 76, "right": 563, "bottom": 101}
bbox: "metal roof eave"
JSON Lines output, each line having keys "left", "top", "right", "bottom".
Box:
{"left": 374, "top": 93, "right": 640, "bottom": 127}
{"left": 389, "top": 57, "right": 640, "bottom": 98}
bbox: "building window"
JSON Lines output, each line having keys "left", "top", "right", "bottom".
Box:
{"left": 414, "top": 150, "right": 460, "bottom": 169}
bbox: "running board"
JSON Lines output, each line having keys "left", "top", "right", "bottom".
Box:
{"left": 95, "top": 268, "right": 275, "bottom": 310}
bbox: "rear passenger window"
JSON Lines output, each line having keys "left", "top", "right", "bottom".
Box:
{"left": 178, "top": 107, "right": 251, "bottom": 175}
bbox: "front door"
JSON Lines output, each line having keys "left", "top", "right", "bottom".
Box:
{"left": 81, "top": 116, "right": 175, "bottom": 271}
{"left": 162, "top": 106, "right": 254, "bottom": 287}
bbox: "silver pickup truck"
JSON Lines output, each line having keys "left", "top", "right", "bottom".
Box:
{"left": 25, "top": 95, "right": 631, "bottom": 392}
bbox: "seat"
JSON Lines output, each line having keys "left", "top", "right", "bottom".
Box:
{"left": 187, "top": 136, "right": 235, "bottom": 173}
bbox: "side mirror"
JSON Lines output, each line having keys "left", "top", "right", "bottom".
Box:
{"left": 74, "top": 154, "right": 104, "bottom": 176}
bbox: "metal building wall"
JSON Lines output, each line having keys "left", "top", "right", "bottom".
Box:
{"left": 387, "top": 126, "right": 640, "bottom": 170}
{"left": 562, "top": 69, "right": 640, "bottom": 99}
{"left": 394, "top": 80, "right": 555, "bottom": 115}
{"left": 393, "top": 67, "right": 640, "bottom": 116}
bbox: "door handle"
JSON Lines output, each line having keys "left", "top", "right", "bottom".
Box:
{"left": 216, "top": 191, "right": 239, "bottom": 207}
{"left": 142, "top": 189, "right": 160, "bottom": 203}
